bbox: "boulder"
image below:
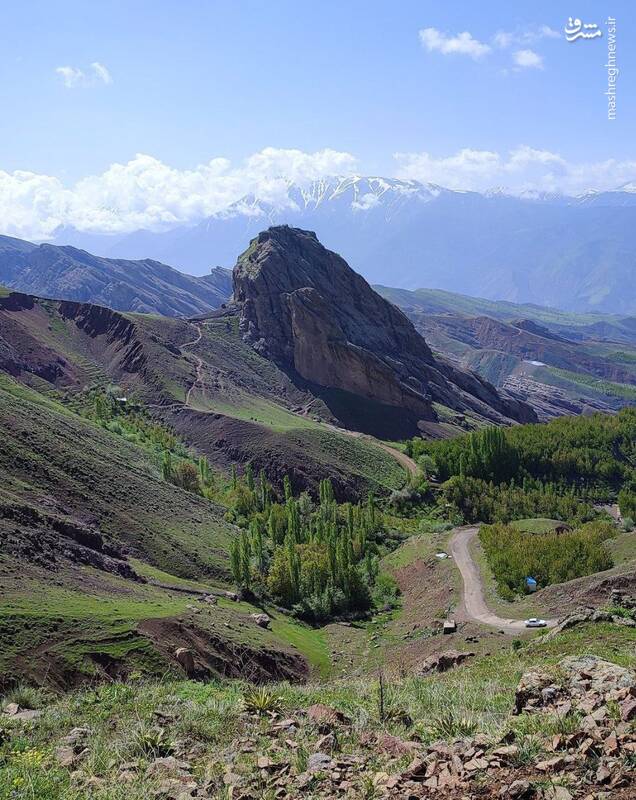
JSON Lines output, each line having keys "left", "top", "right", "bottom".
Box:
{"left": 307, "top": 752, "right": 332, "bottom": 772}
{"left": 250, "top": 613, "right": 271, "bottom": 629}
{"left": 174, "top": 647, "right": 195, "bottom": 676}
{"left": 306, "top": 703, "right": 350, "bottom": 728}
{"left": 416, "top": 649, "right": 474, "bottom": 675}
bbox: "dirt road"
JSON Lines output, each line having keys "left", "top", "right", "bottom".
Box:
{"left": 449, "top": 526, "right": 557, "bottom": 634}
{"left": 183, "top": 323, "right": 205, "bottom": 407}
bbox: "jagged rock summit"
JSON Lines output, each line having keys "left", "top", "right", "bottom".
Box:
{"left": 233, "top": 226, "right": 536, "bottom": 430}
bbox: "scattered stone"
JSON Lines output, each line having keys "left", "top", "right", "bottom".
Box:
{"left": 620, "top": 695, "right": 636, "bottom": 721}
{"left": 502, "top": 779, "right": 533, "bottom": 798}
{"left": 315, "top": 733, "right": 336, "bottom": 752}
{"left": 250, "top": 613, "right": 271, "bottom": 629}
{"left": 55, "top": 746, "right": 77, "bottom": 767}
{"left": 61, "top": 727, "right": 91, "bottom": 746}
{"left": 375, "top": 733, "right": 420, "bottom": 757}
{"left": 146, "top": 756, "right": 191, "bottom": 778}
{"left": 307, "top": 752, "right": 332, "bottom": 772}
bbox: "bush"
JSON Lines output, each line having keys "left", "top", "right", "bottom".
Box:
{"left": 130, "top": 724, "right": 174, "bottom": 757}
{"left": 372, "top": 573, "right": 401, "bottom": 610}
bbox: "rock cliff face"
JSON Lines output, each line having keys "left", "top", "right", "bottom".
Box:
{"left": 233, "top": 227, "right": 536, "bottom": 428}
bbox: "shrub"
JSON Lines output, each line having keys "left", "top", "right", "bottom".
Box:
{"left": 429, "top": 710, "right": 477, "bottom": 740}
{"left": 130, "top": 725, "right": 174, "bottom": 757}
{"left": 2, "top": 684, "right": 48, "bottom": 710}
{"left": 242, "top": 686, "right": 283, "bottom": 716}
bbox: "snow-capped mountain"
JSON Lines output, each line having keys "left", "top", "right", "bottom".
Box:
{"left": 48, "top": 177, "right": 636, "bottom": 314}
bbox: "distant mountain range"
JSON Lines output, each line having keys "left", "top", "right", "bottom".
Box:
{"left": 0, "top": 234, "right": 232, "bottom": 317}
{"left": 46, "top": 176, "right": 636, "bottom": 314}
{"left": 377, "top": 286, "right": 636, "bottom": 419}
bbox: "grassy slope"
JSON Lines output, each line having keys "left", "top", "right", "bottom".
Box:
{"left": 160, "top": 317, "right": 406, "bottom": 494}
{"left": 0, "top": 373, "right": 233, "bottom": 577}
{"left": 0, "top": 620, "right": 633, "bottom": 800}
{"left": 0, "top": 374, "right": 330, "bottom": 684}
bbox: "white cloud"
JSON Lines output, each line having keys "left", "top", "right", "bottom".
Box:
{"left": 394, "top": 146, "right": 636, "bottom": 195}
{"left": 494, "top": 25, "right": 559, "bottom": 49}
{"left": 55, "top": 66, "right": 85, "bottom": 89}
{"left": 512, "top": 49, "right": 544, "bottom": 69}
{"left": 0, "top": 148, "right": 357, "bottom": 239}
{"left": 419, "top": 24, "right": 556, "bottom": 70}
{"left": 352, "top": 192, "right": 380, "bottom": 212}
{"left": 4, "top": 145, "right": 636, "bottom": 241}
{"left": 419, "top": 28, "right": 491, "bottom": 59}
{"left": 55, "top": 62, "right": 113, "bottom": 88}
{"left": 91, "top": 62, "right": 112, "bottom": 85}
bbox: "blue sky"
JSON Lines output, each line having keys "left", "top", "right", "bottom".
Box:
{"left": 1, "top": 0, "right": 634, "bottom": 237}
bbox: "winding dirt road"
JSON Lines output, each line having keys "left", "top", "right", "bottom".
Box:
{"left": 449, "top": 526, "right": 557, "bottom": 634}
{"left": 183, "top": 323, "right": 205, "bottom": 407}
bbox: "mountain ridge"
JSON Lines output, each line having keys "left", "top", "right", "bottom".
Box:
{"left": 0, "top": 234, "right": 232, "bottom": 317}
{"left": 44, "top": 176, "right": 636, "bottom": 314}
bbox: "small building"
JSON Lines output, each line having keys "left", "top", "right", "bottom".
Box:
{"left": 526, "top": 577, "right": 537, "bottom": 593}
{"left": 443, "top": 619, "right": 457, "bottom": 634}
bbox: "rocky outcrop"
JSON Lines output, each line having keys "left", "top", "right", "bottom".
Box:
{"left": 514, "top": 655, "right": 635, "bottom": 715}
{"left": 233, "top": 227, "right": 536, "bottom": 428}
{"left": 59, "top": 299, "right": 148, "bottom": 374}
{"left": 0, "top": 500, "right": 140, "bottom": 579}
{"left": 415, "top": 649, "right": 474, "bottom": 675}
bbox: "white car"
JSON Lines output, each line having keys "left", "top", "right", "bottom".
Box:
{"left": 525, "top": 617, "right": 547, "bottom": 628}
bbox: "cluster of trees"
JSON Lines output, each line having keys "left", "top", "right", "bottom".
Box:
{"left": 407, "top": 409, "right": 635, "bottom": 527}
{"left": 479, "top": 520, "right": 615, "bottom": 598}
{"left": 89, "top": 388, "right": 215, "bottom": 498}
{"left": 91, "top": 390, "right": 181, "bottom": 454}
{"left": 439, "top": 475, "right": 595, "bottom": 525}
{"left": 229, "top": 473, "right": 393, "bottom": 621}
{"left": 411, "top": 408, "right": 636, "bottom": 495}
{"left": 85, "top": 388, "right": 399, "bottom": 621}
{"left": 161, "top": 452, "right": 215, "bottom": 497}
{"left": 409, "top": 427, "right": 519, "bottom": 485}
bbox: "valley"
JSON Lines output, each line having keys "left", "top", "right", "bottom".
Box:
{"left": 0, "top": 226, "right": 635, "bottom": 800}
